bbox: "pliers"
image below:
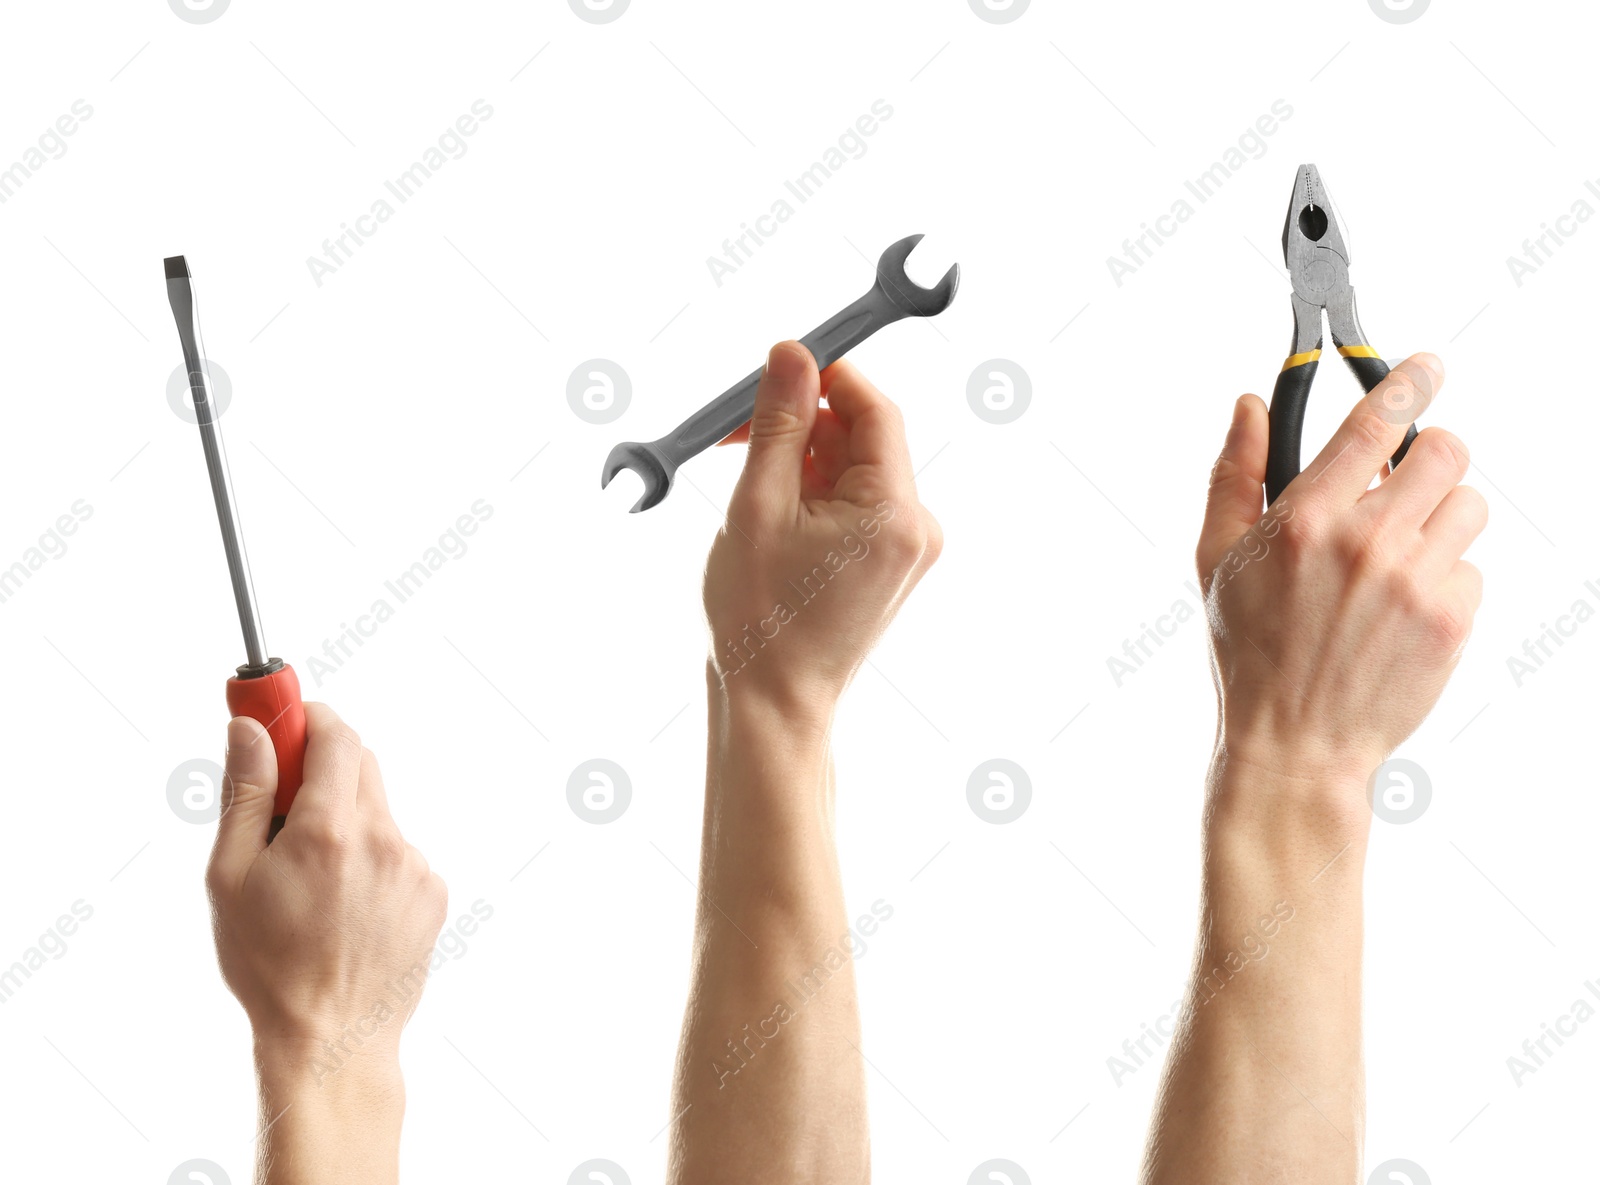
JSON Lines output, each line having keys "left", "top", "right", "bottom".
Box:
{"left": 1265, "top": 163, "right": 1418, "bottom": 503}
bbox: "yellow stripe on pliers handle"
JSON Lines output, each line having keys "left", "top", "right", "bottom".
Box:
{"left": 1281, "top": 349, "right": 1322, "bottom": 371}
{"left": 1337, "top": 344, "right": 1380, "bottom": 359}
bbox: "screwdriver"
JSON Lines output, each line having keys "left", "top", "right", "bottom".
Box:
{"left": 164, "top": 256, "right": 307, "bottom": 837}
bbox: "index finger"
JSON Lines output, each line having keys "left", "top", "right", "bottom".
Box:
{"left": 1293, "top": 353, "right": 1441, "bottom": 508}
{"left": 820, "top": 360, "right": 916, "bottom": 486}
{"left": 279, "top": 702, "right": 363, "bottom": 835}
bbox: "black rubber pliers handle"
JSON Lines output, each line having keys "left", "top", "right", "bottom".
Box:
{"left": 1265, "top": 344, "right": 1419, "bottom": 504}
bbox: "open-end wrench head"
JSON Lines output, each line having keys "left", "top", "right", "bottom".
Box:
{"left": 875, "top": 233, "right": 961, "bottom": 317}
{"left": 600, "top": 441, "right": 675, "bottom": 513}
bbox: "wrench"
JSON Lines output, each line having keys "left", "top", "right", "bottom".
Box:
{"left": 600, "top": 233, "right": 960, "bottom": 512}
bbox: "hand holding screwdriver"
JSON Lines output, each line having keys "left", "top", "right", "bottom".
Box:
{"left": 209, "top": 705, "right": 447, "bottom": 1182}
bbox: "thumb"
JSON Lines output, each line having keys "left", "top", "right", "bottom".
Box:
{"left": 211, "top": 716, "right": 279, "bottom": 884}
{"left": 1196, "top": 394, "right": 1270, "bottom": 590}
{"left": 731, "top": 341, "right": 820, "bottom": 520}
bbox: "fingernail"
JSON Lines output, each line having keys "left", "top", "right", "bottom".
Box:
{"left": 1231, "top": 396, "right": 1249, "bottom": 428}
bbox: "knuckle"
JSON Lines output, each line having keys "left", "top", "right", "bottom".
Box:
{"left": 921, "top": 511, "right": 945, "bottom": 566}
{"left": 370, "top": 827, "right": 408, "bottom": 866}
{"left": 1334, "top": 520, "right": 1382, "bottom": 568}
{"left": 749, "top": 403, "right": 807, "bottom": 441}
{"left": 327, "top": 723, "right": 362, "bottom": 756}
{"left": 309, "top": 821, "right": 351, "bottom": 854}
{"left": 1411, "top": 427, "right": 1470, "bottom": 475}
{"left": 1429, "top": 598, "right": 1474, "bottom": 650}
{"left": 1349, "top": 407, "right": 1394, "bottom": 454}
{"left": 1208, "top": 451, "right": 1245, "bottom": 490}
{"left": 1274, "top": 506, "right": 1314, "bottom": 556}
{"left": 1383, "top": 566, "right": 1429, "bottom": 615}
{"left": 882, "top": 519, "right": 927, "bottom": 566}
{"left": 872, "top": 505, "right": 921, "bottom": 559}
{"left": 1383, "top": 565, "right": 1416, "bottom": 600}
{"left": 218, "top": 775, "right": 264, "bottom": 818}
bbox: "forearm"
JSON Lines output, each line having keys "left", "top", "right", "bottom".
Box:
{"left": 253, "top": 1040, "right": 405, "bottom": 1185}
{"left": 667, "top": 671, "right": 867, "bottom": 1185}
{"left": 1143, "top": 756, "right": 1371, "bottom": 1184}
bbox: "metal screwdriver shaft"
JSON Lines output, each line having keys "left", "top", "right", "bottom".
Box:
{"left": 164, "top": 256, "right": 272, "bottom": 673}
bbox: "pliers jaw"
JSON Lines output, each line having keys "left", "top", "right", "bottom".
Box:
{"left": 1282, "top": 163, "right": 1349, "bottom": 270}
{"left": 1282, "top": 163, "right": 1358, "bottom": 351}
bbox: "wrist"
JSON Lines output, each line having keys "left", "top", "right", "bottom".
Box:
{"left": 703, "top": 663, "right": 839, "bottom": 897}
{"left": 254, "top": 1033, "right": 405, "bottom": 1113}
{"left": 1211, "top": 728, "right": 1382, "bottom": 809}
{"left": 707, "top": 661, "right": 836, "bottom": 748}
{"left": 252, "top": 1040, "right": 404, "bottom": 1185}
{"left": 1204, "top": 747, "right": 1373, "bottom": 876}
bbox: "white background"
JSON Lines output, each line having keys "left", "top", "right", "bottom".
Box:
{"left": 0, "top": 0, "right": 1593, "bottom": 1181}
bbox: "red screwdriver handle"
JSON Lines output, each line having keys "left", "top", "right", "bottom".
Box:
{"left": 226, "top": 664, "right": 308, "bottom": 822}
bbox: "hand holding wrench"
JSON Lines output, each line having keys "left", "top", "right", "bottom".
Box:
{"left": 601, "top": 234, "right": 959, "bottom": 512}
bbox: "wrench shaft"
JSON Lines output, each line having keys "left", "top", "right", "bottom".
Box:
{"left": 799, "top": 288, "right": 898, "bottom": 372}
{"left": 657, "top": 288, "right": 899, "bottom": 461}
